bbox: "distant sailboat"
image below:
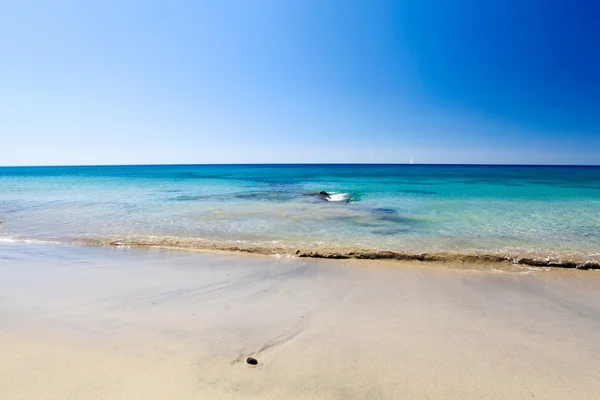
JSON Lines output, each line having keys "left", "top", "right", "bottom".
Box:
{"left": 410, "top": 157, "right": 414, "bottom": 165}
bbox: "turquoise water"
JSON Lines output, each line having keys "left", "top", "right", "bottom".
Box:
{"left": 1, "top": 165, "right": 599, "bottom": 265}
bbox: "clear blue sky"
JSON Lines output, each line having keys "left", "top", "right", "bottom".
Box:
{"left": 1, "top": 0, "right": 598, "bottom": 165}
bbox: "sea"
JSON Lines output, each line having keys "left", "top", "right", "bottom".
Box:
{"left": 1, "top": 164, "right": 599, "bottom": 267}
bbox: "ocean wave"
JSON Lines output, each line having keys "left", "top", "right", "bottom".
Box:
{"left": 304, "top": 191, "right": 352, "bottom": 203}
{"left": 325, "top": 193, "right": 350, "bottom": 202}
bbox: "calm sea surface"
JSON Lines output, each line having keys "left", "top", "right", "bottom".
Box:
{"left": 1, "top": 165, "right": 599, "bottom": 265}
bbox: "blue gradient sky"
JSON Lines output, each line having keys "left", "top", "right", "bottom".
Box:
{"left": 1, "top": 1, "right": 598, "bottom": 165}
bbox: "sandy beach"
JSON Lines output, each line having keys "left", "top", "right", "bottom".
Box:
{"left": 1, "top": 243, "right": 600, "bottom": 399}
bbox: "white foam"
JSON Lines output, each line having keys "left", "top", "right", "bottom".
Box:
{"left": 0, "top": 237, "right": 59, "bottom": 245}
{"left": 326, "top": 193, "right": 349, "bottom": 202}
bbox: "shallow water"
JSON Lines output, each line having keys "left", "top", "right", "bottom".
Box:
{"left": 1, "top": 164, "right": 599, "bottom": 265}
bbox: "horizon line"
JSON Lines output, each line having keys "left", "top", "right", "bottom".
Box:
{"left": 1, "top": 162, "right": 599, "bottom": 168}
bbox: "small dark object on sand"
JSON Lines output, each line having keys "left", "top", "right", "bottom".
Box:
{"left": 246, "top": 357, "right": 258, "bottom": 365}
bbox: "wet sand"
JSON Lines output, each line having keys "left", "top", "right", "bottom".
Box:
{"left": 1, "top": 243, "right": 600, "bottom": 399}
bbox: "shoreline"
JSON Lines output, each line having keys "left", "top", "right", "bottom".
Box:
{"left": 2, "top": 234, "right": 599, "bottom": 270}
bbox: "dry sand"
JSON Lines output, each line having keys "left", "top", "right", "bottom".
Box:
{"left": 1, "top": 243, "right": 600, "bottom": 399}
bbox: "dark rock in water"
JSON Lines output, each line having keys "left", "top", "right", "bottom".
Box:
{"left": 377, "top": 215, "right": 411, "bottom": 224}
{"left": 246, "top": 357, "right": 258, "bottom": 365}
{"left": 305, "top": 191, "right": 333, "bottom": 201}
{"left": 371, "top": 208, "right": 398, "bottom": 215}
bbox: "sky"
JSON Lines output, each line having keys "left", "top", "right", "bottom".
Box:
{"left": 1, "top": 0, "right": 598, "bottom": 165}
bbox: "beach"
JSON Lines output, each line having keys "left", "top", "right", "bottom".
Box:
{"left": 2, "top": 242, "right": 599, "bottom": 399}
